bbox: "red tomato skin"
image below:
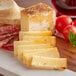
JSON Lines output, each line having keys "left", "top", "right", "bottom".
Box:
{"left": 56, "top": 15, "right": 72, "bottom": 33}
{"left": 74, "top": 20, "right": 76, "bottom": 27}
{"left": 63, "top": 25, "right": 76, "bottom": 40}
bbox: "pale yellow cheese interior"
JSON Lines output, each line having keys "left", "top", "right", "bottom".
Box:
{"left": 17, "top": 44, "right": 52, "bottom": 60}
{"left": 22, "top": 47, "right": 60, "bottom": 66}
{"left": 14, "top": 41, "right": 34, "bottom": 56}
{"left": 23, "top": 36, "right": 56, "bottom": 46}
{"left": 31, "top": 56, "right": 67, "bottom": 70}
{"left": 19, "top": 31, "right": 52, "bottom": 40}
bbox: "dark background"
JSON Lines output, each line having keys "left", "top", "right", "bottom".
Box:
{"left": 15, "top": 0, "right": 52, "bottom": 8}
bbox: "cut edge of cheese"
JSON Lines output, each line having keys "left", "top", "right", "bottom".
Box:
{"left": 19, "top": 31, "right": 52, "bottom": 40}
{"left": 14, "top": 41, "right": 38, "bottom": 56}
{"left": 14, "top": 35, "right": 56, "bottom": 56}
{"left": 30, "top": 56, "right": 67, "bottom": 70}
{"left": 23, "top": 35, "right": 51, "bottom": 40}
{"left": 23, "top": 36, "right": 56, "bottom": 46}
{"left": 22, "top": 47, "right": 60, "bottom": 66}
{"left": 17, "top": 44, "right": 53, "bottom": 60}
{"left": 33, "top": 36, "right": 56, "bottom": 46}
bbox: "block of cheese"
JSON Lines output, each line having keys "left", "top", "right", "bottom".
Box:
{"left": 23, "top": 36, "right": 56, "bottom": 46}
{"left": 21, "top": 3, "right": 56, "bottom": 31}
{"left": 31, "top": 56, "right": 67, "bottom": 70}
{"left": 17, "top": 44, "right": 52, "bottom": 60}
{"left": 19, "top": 31, "right": 52, "bottom": 40}
{"left": 23, "top": 47, "right": 60, "bottom": 66}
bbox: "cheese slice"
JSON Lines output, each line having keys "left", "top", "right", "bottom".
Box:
{"left": 14, "top": 41, "right": 34, "bottom": 56}
{"left": 31, "top": 56, "right": 67, "bottom": 70}
{"left": 23, "top": 47, "right": 60, "bottom": 66}
{"left": 17, "top": 44, "right": 52, "bottom": 60}
{"left": 21, "top": 3, "right": 56, "bottom": 31}
{"left": 19, "top": 31, "right": 52, "bottom": 40}
{"left": 23, "top": 36, "right": 56, "bottom": 46}
{"left": 14, "top": 40, "right": 54, "bottom": 56}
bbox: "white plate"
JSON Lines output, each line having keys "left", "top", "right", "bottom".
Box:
{"left": 0, "top": 50, "right": 76, "bottom": 76}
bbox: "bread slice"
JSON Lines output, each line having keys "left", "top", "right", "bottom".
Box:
{"left": 17, "top": 44, "right": 52, "bottom": 60}
{"left": 23, "top": 36, "right": 56, "bottom": 46}
{"left": 23, "top": 47, "right": 60, "bottom": 66}
{"left": 21, "top": 3, "right": 56, "bottom": 31}
{"left": 0, "top": 0, "right": 20, "bottom": 25}
{"left": 31, "top": 56, "right": 67, "bottom": 70}
{"left": 19, "top": 31, "right": 52, "bottom": 40}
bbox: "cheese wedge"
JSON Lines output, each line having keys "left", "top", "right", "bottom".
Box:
{"left": 31, "top": 56, "right": 67, "bottom": 70}
{"left": 23, "top": 36, "right": 56, "bottom": 46}
{"left": 19, "top": 31, "right": 52, "bottom": 40}
{"left": 23, "top": 47, "right": 60, "bottom": 66}
{"left": 17, "top": 44, "right": 52, "bottom": 60}
{"left": 21, "top": 3, "right": 56, "bottom": 31}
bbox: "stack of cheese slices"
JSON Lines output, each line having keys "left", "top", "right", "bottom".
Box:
{"left": 14, "top": 3, "right": 67, "bottom": 70}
